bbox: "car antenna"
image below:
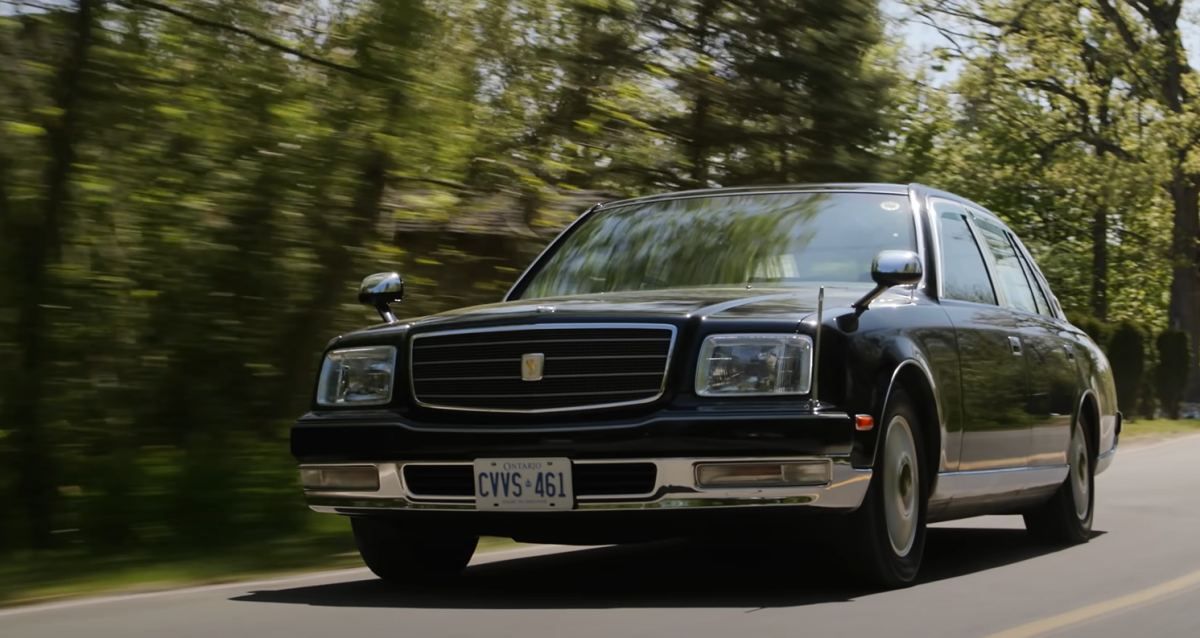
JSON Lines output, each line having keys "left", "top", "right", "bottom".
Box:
{"left": 812, "top": 285, "right": 824, "bottom": 407}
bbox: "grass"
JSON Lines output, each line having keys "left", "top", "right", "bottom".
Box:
{"left": 0, "top": 515, "right": 517, "bottom": 608}
{"left": 1120, "top": 418, "right": 1200, "bottom": 440}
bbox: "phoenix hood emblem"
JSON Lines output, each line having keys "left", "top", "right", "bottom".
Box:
{"left": 521, "top": 353, "right": 545, "bottom": 381}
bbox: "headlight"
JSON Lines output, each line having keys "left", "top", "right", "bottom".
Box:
{"left": 695, "top": 334, "right": 813, "bottom": 396}
{"left": 316, "top": 346, "right": 397, "bottom": 406}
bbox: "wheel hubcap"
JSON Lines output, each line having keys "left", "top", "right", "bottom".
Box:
{"left": 883, "top": 416, "right": 919, "bottom": 557}
{"left": 1070, "top": 423, "right": 1090, "bottom": 521}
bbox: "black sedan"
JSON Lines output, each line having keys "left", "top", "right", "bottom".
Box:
{"left": 291, "top": 183, "right": 1119, "bottom": 587}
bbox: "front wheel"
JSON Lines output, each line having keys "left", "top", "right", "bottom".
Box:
{"left": 351, "top": 517, "right": 478, "bottom": 582}
{"left": 1023, "top": 418, "right": 1094, "bottom": 544}
{"left": 849, "top": 388, "right": 928, "bottom": 588}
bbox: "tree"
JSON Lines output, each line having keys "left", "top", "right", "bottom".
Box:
{"left": 1108, "top": 321, "right": 1145, "bottom": 418}
{"left": 645, "top": 0, "right": 891, "bottom": 187}
{"left": 1155, "top": 329, "right": 1191, "bottom": 419}
{"left": 0, "top": 0, "right": 907, "bottom": 557}
{"left": 0, "top": 0, "right": 100, "bottom": 549}
{"left": 901, "top": 0, "right": 1174, "bottom": 328}
{"left": 1089, "top": 0, "right": 1200, "bottom": 394}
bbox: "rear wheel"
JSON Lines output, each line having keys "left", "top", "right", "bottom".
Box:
{"left": 351, "top": 517, "right": 478, "bottom": 582}
{"left": 849, "top": 388, "right": 928, "bottom": 588}
{"left": 1023, "top": 417, "right": 1094, "bottom": 544}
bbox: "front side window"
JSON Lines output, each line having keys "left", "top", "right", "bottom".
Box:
{"left": 974, "top": 218, "right": 1038, "bottom": 314}
{"left": 935, "top": 205, "right": 997, "bottom": 305}
{"left": 518, "top": 192, "right": 916, "bottom": 299}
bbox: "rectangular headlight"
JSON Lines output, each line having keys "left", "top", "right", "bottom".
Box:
{"left": 316, "top": 346, "right": 397, "bottom": 406}
{"left": 695, "top": 334, "right": 813, "bottom": 396}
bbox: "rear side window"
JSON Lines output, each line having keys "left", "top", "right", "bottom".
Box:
{"left": 974, "top": 219, "right": 1038, "bottom": 314}
{"left": 1013, "top": 239, "right": 1052, "bottom": 316}
{"left": 1011, "top": 234, "right": 1059, "bottom": 318}
{"left": 936, "top": 208, "right": 997, "bottom": 305}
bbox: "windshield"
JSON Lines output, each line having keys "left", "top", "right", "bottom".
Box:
{"left": 518, "top": 191, "right": 917, "bottom": 299}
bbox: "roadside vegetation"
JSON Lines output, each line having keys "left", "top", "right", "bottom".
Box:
{"left": 1121, "top": 419, "right": 1200, "bottom": 440}
{"left": 2, "top": 0, "right": 1200, "bottom": 601}
{"left": 0, "top": 515, "right": 515, "bottom": 607}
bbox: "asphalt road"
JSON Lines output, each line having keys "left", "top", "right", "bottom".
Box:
{"left": 4, "top": 434, "right": 1200, "bottom": 638}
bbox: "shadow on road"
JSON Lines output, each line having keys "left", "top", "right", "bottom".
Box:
{"left": 232, "top": 527, "right": 1099, "bottom": 609}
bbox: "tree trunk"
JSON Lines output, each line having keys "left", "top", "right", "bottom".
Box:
{"left": 686, "top": 0, "right": 717, "bottom": 188}
{"left": 1166, "top": 164, "right": 1200, "bottom": 389}
{"left": 3, "top": 0, "right": 97, "bottom": 549}
{"left": 1091, "top": 204, "right": 1108, "bottom": 321}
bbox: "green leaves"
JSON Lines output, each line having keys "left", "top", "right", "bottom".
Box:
{"left": 892, "top": 0, "right": 1178, "bottom": 329}
{"left": 2, "top": 0, "right": 1190, "bottom": 558}
{"left": 3, "top": 121, "right": 47, "bottom": 137}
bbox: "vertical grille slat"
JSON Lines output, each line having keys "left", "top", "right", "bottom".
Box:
{"left": 409, "top": 324, "right": 675, "bottom": 413}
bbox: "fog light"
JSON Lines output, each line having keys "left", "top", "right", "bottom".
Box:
{"left": 695, "top": 461, "right": 831, "bottom": 488}
{"left": 300, "top": 466, "right": 380, "bottom": 491}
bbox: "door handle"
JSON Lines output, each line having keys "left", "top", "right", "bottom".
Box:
{"left": 1008, "top": 336, "right": 1023, "bottom": 356}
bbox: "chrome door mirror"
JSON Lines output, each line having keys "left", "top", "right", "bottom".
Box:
{"left": 359, "top": 272, "right": 405, "bottom": 323}
{"left": 853, "top": 250, "right": 922, "bottom": 310}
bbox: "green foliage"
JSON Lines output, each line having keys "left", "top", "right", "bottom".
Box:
{"left": 1108, "top": 321, "right": 1144, "bottom": 418}
{"left": 893, "top": 0, "right": 1176, "bottom": 331}
{"left": 1155, "top": 330, "right": 1191, "bottom": 420}
{"left": 1068, "top": 314, "right": 1113, "bottom": 351}
{"left": 0, "top": 0, "right": 1191, "bottom": 570}
{"left": 0, "top": 0, "right": 899, "bottom": 557}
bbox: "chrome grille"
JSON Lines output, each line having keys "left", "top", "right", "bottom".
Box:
{"left": 409, "top": 324, "right": 676, "bottom": 413}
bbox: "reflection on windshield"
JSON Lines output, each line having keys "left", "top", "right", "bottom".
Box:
{"left": 520, "top": 192, "right": 916, "bottom": 299}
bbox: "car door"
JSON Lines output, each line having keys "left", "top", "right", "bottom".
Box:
{"left": 969, "top": 214, "right": 1078, "bottom": 470}
{"left": 1008, "top": 230, "right": 1077, "bottom": 467}
{"left": 931, "top": 200, "right": 1030, "bottom": 472}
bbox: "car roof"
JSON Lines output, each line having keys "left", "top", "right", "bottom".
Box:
{"left": 596, "top": 183, "right": 911, "bottom": 209}
{"left": 596, "top": 182, "right": 1008, "bottom": 228}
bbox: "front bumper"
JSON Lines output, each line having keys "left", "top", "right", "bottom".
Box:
{"left": 301, "top": 456, "right": 871, "bottom": 514}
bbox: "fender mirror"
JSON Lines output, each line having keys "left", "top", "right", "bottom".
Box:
{"left": 359, "top": 272, "right": 405, "bottom": 323}
{"left": 853, "top": 250, "right": 922, "bottom": 311}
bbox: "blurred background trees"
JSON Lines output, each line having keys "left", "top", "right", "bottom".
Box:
{"left": 0, "top": 0, "right": 1196, "bottom": 560}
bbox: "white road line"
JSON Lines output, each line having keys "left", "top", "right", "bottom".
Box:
{"left": 0, "top": 543, "right": 583, "bottom": 619}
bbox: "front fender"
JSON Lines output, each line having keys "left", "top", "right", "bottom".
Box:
{"left": 841, "top": 329, "right": 945, "bottom": 471}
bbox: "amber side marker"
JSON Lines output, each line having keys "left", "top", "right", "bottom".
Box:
{"left": 855, "top": 415, "right": 875, "bottom": 431}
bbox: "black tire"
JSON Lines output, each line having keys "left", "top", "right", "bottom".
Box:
{"left": 849, "top": 387, "right": 928, "bottom": 588}
{"left": 1023, "top": 416, "right": 1094, "bottom": 544}
{"left": 351, "top": 517, "right": 478, "bottom": 582}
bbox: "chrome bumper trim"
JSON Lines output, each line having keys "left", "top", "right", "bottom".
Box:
{"left": 301, "top": 457, "right": 871, "bottom": 513}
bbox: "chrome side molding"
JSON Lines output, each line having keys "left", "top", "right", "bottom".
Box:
{"left": 930, "top": 465, "right": 1069, "bottom": 505}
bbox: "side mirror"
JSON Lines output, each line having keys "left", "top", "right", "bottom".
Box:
{"left": 359, "top": 272, "right": 404, "bottom": 323}
{"left": 853, "top": 250, "right": 922, "bottom": 311}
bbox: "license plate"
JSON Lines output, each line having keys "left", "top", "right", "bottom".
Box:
{"left": 473, "top": 458, "right": 573, "bottom": 510}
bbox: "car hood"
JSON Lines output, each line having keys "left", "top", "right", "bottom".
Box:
{"left": 348, "top": 284, "right": 916, "bottom": 338}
